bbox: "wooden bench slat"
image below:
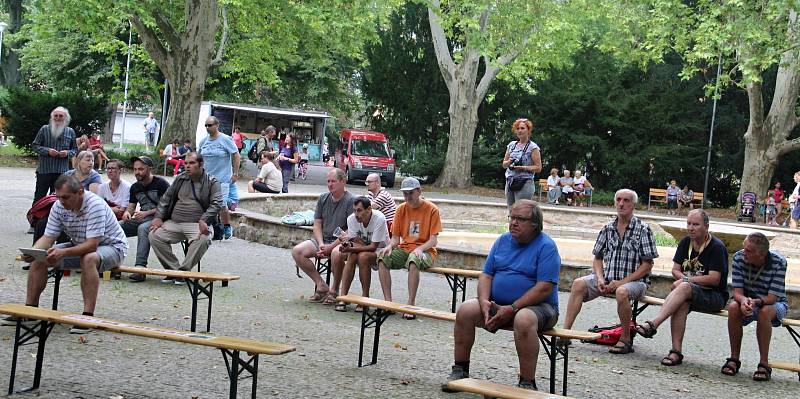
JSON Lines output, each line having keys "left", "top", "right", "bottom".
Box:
{"left": 337, "top": 295, "right": 456, "bottom": 322}
{"left": 770, "top": 361, "right": 800, "bottom": 373}
{"left": 0, "top": 304, "right": 294, "bottom": 355}
{"left": 446, "top": 378, "right": 571, "bottom": 399}
{"left": 426, "top": 267, "right": 482, "bottom": 278}
{"left": 782, "top": 318, "right": 800, "bottom": 328}
{"left": 541, "top": 328, "right": 601, "bottom": 341}
{"left": 114, "top": 266, "right": 240, "bottom": 281}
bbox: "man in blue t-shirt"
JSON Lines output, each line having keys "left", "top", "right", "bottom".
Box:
{"left": 442, "top": 200, "right": 561, "bottom": 392}
{"left": 198, "top": 116, "right": 240, "bottom": 239}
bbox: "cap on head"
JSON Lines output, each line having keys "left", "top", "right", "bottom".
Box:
{"left": 131, "top": 156, "right": 154, "bottom": 168}
{"left": 303, "top": 143, "right": 308, "bottom": 148}
{"left": 400, "top": 177, "right": 421, "bottom": 191}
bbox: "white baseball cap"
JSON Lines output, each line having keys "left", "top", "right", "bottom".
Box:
{"left": 400, "top": 177, "right": 421, "bottom": 191}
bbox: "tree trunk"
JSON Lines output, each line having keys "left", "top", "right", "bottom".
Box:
{"left": 1, "top": 0, "right": 23, "bottom": 86}
{"left": 436, "top": 74, "right": 480, "bottom": 188}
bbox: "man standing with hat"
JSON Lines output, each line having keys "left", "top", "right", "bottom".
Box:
{"left": 120, "top": 156, "right": 170, "bottom": 282}
{"left": 377, "top": 177, "right": 442, "bottom": 319}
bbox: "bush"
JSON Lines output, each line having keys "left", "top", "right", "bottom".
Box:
{"left": 589, "top": 189, "right": 616, "bottom": 207}
{"left": 1, "top": 88, "right": 109, "bottom": 155}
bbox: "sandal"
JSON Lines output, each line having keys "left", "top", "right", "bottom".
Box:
{"left": 635, "top": 320, "right": 657, "bottom": 339}
{"left": 354, "top": 305, "right": 364, "bottom": 313}
{"left": 334, "top": 301, "right": 348, "bottom": 312}
{"left": 322, "top": 293, "right": 337, "bottom": 305}
{"left": 753, "top": 362, "right": 772, "bottom": 381}
{"left": 721, "top": 357, "right": 741, "bottom": 376}
{"left": 609, "top": 339, "right": 634, "bottom": 354}
{"left": 308, "top": 290, "right": 327, "bottom": 303}
{"left": 661, "top": 349, "right": 683, "bottom": 366}
{"left": 402, "top": 313, "right": 416, "bottom": 320}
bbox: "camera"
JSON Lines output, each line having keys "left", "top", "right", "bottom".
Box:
{"left": 508, "top": 157, "right": 521, "bottom": 169}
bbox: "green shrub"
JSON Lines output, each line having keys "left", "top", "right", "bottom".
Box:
{"left": 655, "top": 232, "right": 678, "bottom": 247}
{"left": 588, "top": 189, "right": 615, "bottom": 206}
{"left": 1, "top": 88, "right": 109, "bottom": 155}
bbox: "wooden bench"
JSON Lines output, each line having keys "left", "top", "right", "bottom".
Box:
{"left": 337, "top": 294, "right": 599, "bottom": 396}
{"left": 0, "top": 304, "right": 294, "bottom": 398}
{"left": 537, "top": 179, "right": 593, "bottom": 206}
{"left": 426, "top": 267, "right": 482, "bottom": 312}
{"left": 648, "top": 188, "right": 704, "bottom": 210}
{"left": 45, "top": 266, "right": 239, "bottom": 333}
{"left": 446, "top": 378, "right": 571, "bottom": 399}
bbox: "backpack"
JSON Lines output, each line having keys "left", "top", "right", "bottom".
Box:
{"left": 27, "top": 194, "right": 58, "bottom": 227}
{"left": 248, "top": 137, "right": 265, "bottom": 163}
{"left": 583, "top": 321, "right": 638, "bottom": 346}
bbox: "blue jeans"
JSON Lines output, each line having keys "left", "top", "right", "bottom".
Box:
{"left": 281, "top": 168, "right": 292, "bottom": 193}
{"left": 120, "top": 217, "right": 154, "bottom": 267}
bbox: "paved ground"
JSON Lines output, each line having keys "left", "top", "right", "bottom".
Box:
{"left": 0, "top": 166, "right": 798, "bottom": 398}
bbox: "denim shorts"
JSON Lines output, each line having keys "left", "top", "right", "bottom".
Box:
{"left": 742, "top": 300, "right": 789, "bottom": 328}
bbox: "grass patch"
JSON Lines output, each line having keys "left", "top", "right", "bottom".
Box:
{"left": 468, "top": 224, "right": 506, "bottom": 234}
{"left": 655, "top": 232, "right": 678, "bottom": 247}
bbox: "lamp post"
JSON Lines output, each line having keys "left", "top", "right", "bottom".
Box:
{"left": 0, "top": 22, "right": 8, "bottom": 66}
{"left": 702, "top": 54, "right": 723, "bottom": 209}
{"left": 119, "top": 21, "right": 133, "bottom": 149}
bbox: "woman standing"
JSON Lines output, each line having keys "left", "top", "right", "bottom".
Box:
{"left": 501, "top": 118, "right": 542, "bottom": 208}
{"left": 278, "top": 133, "right": 300, "bottom": 193}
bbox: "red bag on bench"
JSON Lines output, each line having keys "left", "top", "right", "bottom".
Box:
{"left": 583, "top": 321, "right": 638, "bottom": 345}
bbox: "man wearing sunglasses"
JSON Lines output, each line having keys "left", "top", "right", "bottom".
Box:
{"left": 443, "top": 200, "right": 560, "bottom": 392}
{"left": 198, "top": 116, "right": 240, "bottom": 239}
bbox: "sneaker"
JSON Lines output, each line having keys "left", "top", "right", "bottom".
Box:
{"left": 173, "top": 278, "right": 187, "bottom": 285}
{"left": 1, "top": 315, "right": 35, "bottom": 326}
{"left": 69, "top": 325, "right": 92, "bottom": 334}
{"left": 161, "top": 276, "right": 175, "bottom": 284}
{"left": 223, "top": 225, "right": 233, "bottom": 239}
{"left": 517, "top": 378, "right": 537, "bottom": 390}
{"left": 129, "top": 273, "right": 146, "bottom": 283}
{"left": 441, "top": 365, "right": 469, "bottom": 392}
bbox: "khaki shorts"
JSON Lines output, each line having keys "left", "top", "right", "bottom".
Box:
{"left": 55, "top": 242, "right": 125, "bottom": 272}
{"left": 378, "top": 248, "right": 434, "bottom": 271}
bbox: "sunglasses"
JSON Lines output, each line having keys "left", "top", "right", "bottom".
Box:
{"left": 205, "top": 123, "right": 217, "bottom": 127}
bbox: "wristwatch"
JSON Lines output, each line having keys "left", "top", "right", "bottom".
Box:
{"left": 682, "top": 276, "right": 690, "bottom": 283}
{"left": 510, "top": 303, "right": 520, "bottom": 313}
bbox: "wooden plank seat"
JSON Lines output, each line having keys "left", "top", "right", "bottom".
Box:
{"left": 426, "top": 267, "right": 483, "bottom": 312}
{"left": 0, "top": 304, "right": 294, "bottom": 398}
{"left": 648, "top": 188, "right": 704, "bottom": 210}
{"left": 445, "top": 378, "right": 571, "bottom": 399}
{"left": 46, "top": 266, "right": 240, "bottom": 333}
{"left": 337, "top": 294, "right": 599, "bottom": 396}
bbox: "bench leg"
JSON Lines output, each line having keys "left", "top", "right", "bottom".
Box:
{"left": 538, "top": 335, "right": 570, "bottom": 395}
{"left": 442, "top": 274, "right": 468, "bottom": 313}
{"left": 221, "top": 349, "right": 260, "bottom": 399}
{"left": 8, "top": 319, "right": 54, "bottom": 395}
{"left": 185, "top": 279, "right": 215, "bottom": 333}
{"left": 48, "top": 269, "right": 64, "bottom": 311}
{"left": 357, "top": 307, "right": 391, "bottom": 367}
{"left": 784, "top": 325, "right": 800, "bottom": 381}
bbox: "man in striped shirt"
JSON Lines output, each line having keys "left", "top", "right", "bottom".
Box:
{"left": 3, "top": 174, "right": 127, "bottom": 334}
{"left": 366, "top": 173, "right": 396, "bottom": 232}
{"left": 31, "top": 107, "right": 77, "bottom": 206}
{"left": 722, "top": 232, "right": 788, "bottom": 381}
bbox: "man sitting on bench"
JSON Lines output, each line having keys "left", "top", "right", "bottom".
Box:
{"left": 561, "top": 188, "right": 658, "bottom": 354}
{"left": 291, "top": 168, "right": 355, "bottom": 304}
{"left": 148, "top": 153, "right": 222, "bottom": 283}
{"left": 634, "top": 209, "right": 729, "bottom": 366}
{"left": 2, "top": 174, "right": 128, "bottom": 334}
{"left": 336, "top": 196, "right": 390, "bottom": 311}
{"left": 722, "top": 232, "right": 789, "bottom": 382}
{"left": 443, "top": 200, "right": 560, "bottom": 392}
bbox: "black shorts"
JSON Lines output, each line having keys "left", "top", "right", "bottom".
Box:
{"left": 689, "top": 284, "right": 727, "bottom": 313}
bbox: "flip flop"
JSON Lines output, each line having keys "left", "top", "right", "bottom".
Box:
{"left": 402, "top": 313, "right": 416, "bottom": 320}
{"left": 334, "top": 301, "right": 348, "bottom": 312}
{"left": 354, "top": 305, "right": 364, "bottom": 313}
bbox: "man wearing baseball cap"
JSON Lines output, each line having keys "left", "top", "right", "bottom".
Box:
{"left": 377, "top": 177, "right": 442, "bottom": 319}
{"left": 119, "top": 156, "right": 170, "bottom": 282}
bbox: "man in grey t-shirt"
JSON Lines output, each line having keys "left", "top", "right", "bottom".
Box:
{"left": 291, "top": 168, "right": 355, "bottom": 304}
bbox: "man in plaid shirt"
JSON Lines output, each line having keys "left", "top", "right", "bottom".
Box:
{"left": 561, "top": 189, "right": 658, "bottom": 354}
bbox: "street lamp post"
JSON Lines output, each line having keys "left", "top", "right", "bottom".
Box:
{"left": 702, "top": 54, "right": 724, "bottom": 209}
{"left": 119, "top": 21, "right": 133, "bottom": 149}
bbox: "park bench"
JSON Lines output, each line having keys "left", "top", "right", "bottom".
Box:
{"left": 537, "top": 179, "right": 593, "bottom": 206}
{"left": 648, "top": 188, "right": 703, "bottom": 210}
{"left": 633, "top": 295, "right": 800, "bottom": 380}
{"left": 445, "top": 378, "right": 571, "bottom": 399}
{"left": 0, "top": 304, "right": 294, "bottom": 398}
{"left": 44, "top": 266, "right": 239, "bottom": 333}
{"left": 337, "top": 294, "right": 599, "bottom": 396}
{"left": 426, "top": 267, "right": 482, "bottom": 312}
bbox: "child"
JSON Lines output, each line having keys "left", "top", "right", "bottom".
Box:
{"left": 298, "top": 144, "right": 310, "bottom": 179}
{"left": 766, "top": 190, "right": 778, "bottom": 226}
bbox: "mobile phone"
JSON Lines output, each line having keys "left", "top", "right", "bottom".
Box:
{"left": 489, "top": 306, "right": 497, "bottom": 317}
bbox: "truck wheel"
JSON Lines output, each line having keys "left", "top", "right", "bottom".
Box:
{"left": 346, "top": 168, "right": 354, "bottom": 184}
{"left": 385, "top": 177, "right": 395, "bottom": 188}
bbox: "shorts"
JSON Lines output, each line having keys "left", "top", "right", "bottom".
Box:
{"left": 378, "top": 248, "right": 434, "bottom": 271}
{"left": 667, "top": 197, "right": 677, "bottom": 209}
{"left": 488, "top": 302, "right": 559, "bottom": 333}
{"left": 688, "top": 284, "right": 727, "bottom": 312}
{"left": 220, "top": 180, "right": 230, "bottom": 207}
{"left": 578, "top": 274, "right": 647, "bottom": 302}
{"left": 791, "top": 204, "right": 800, "bottom": 220}
{"left": 54, "top": 242, "right": 125, "bottom": 272}
{"left": 145, "top": 132, "right": 156, "bottom": 146}
{"left": 742, "top": 301, "right": 789, "bottom": 328}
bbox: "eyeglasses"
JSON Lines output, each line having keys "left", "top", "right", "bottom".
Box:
{"left": 508, "top": 215, "right": 533, "bottom": 223}
{"left": 205, "top": 123, "right": 217, "bottom": 127}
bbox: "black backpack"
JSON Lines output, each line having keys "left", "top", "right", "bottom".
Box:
{"left": 248, "top": 138, "right": 265, "bottom": 162}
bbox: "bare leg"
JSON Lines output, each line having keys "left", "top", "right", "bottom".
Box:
{"left": 453, "top": 299, "right": 483, "bottom": 362}
{"left": 357, "top": 252, "right": 377, "bottom": 297}
{"left": 562, "top": 278, "right": 588, "bottom": 330}
{"left": 615, "top": 287, "right": 633, "bottom": 342}
{"left": 727, "top": 301, "right": 744, "bottom": 359}
{"left": 79, "top": 253, "right": 101, "bottom": 314}
{"left": 650, "top": 282, "right": 693, "bottom": 328}
{"left": 378, "top": 261, "right": 392, "bottom": 302}
{"left": 25, "top": 260, "right": 50, "bottom": 307}
{"left": 407, "top": 262, "right": 420, "bottom": 306}
{"left": 340, "top": 253, "right": 357, "bottom": 297}
{"left": 669, "top": 301, "right": 690, "bottom": 352}
{"left": 329, "top": 247, "right": 345, "bottom": 295}
{"left": 513, "top": 309, "right": 541, "bottom": 380}
{"left": 292, "top": 241, "right": 328, "bottom": 292}
{"left": 755, "top": 305, "right": 776, "bottom": 364}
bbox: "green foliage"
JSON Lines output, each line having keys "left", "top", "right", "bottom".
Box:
{"left": 588, "top": 189, "right": 616, "bottom": 207}
{"left": 654, "top": 232, "right": 678, "bottom": 247}
{"left": 1, "top": 88, "right": 110, "bottom": 155}
{"left": 397, "top": 144, "right": 445, "bottom": 183}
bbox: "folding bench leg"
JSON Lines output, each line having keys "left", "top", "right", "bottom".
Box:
{"left": 181, "top": 240, "right": 202, "bottom": 274}
{"left": 221, "top": 349, "right": 259, "bottom": 399}
{"left": 784, "top": 325, "right": 800, "bottom": 381}
{"left": 311, "top": 257, "right": 331, "bottom": 294}
{"left": 538, "top": 335, "right": 569, "bottom": 396}
{"left": 443, "top": 274, "right": 468, "bottom": 313}
{"left": 185, "top": 279, "right": 215, "bottom": 332}
{"left": 357, "top": 307, "right": 391, "bottom": 367}
{"left": 47, "top": 269, "right": 64, "bottom": 311}
{"left": 8, "top": 319, "right": 55, "bottom": 395}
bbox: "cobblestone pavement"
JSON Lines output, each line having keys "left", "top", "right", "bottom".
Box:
{"left": 0, "top": 166, "right": 798, "bottom": 398}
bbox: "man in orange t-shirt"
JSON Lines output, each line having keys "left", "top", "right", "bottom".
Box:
{"left": 377, "top": 177, "right": 442, "bottom": 319}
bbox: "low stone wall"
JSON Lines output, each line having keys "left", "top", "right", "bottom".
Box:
{"left": 233, "top": 209, "right": 799, "bottom": 318}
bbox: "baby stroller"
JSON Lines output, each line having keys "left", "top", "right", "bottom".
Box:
{"left": 738, "top": 191, "right": 757, "bottom": 223}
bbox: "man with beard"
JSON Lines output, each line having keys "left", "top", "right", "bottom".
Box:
{"left": 31, "top": 107, "right": 77, "bottom": 207}
{"left": 120, "top": 156, "right": 170, "bottom": 282}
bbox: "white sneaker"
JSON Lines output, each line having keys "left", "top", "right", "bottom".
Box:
{"left": 69, "top": 325, "right": 91, "bottom": 334}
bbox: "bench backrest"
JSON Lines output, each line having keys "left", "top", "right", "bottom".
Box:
{"left": 337, "top": 295, "right": 456, "bottom": 322}
{"left": 0, "top": 304, "right": 294, "bottom": 355}
{"left": 114, "top": 266, "right": 240, "bottom": 282}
